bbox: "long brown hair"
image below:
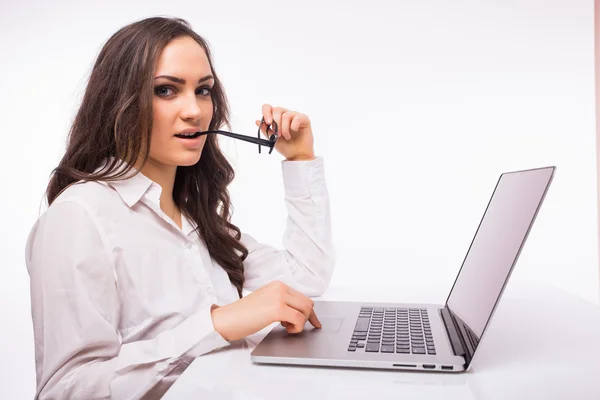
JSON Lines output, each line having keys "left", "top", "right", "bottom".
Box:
{"left": 46, "top": 16, "right": 248, "bottom": 297}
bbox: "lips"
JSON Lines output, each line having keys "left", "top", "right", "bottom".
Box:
{"left": 174, "top": 131, "right": 201, "bottom": 139}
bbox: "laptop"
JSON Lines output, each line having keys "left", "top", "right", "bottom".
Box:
{"left": 251, "top": 166, "right": 556, "bottom": 372}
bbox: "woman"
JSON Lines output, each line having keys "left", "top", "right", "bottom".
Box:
{"left": 25, "top": 16, "right": 335, "bottom": 399}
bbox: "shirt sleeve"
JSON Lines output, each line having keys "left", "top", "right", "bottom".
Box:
{"left": 241, "top": 156, "right": 336, "bottom": 297}
{"left": 25, "top": 199, "right": 230, "bottom": 400}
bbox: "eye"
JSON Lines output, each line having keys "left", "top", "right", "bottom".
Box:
{"left": 197, "top": 86, "right": 212, "bottom": 96}
{"left": 154, "top": 86, "right": 175, "bottom": 97}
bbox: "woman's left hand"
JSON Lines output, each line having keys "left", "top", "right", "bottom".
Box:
{"left": 255, "top": 104, "right": 316, "bottom": 161}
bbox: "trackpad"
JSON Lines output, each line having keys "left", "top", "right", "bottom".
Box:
{"left": 309, "top": 317, "right": 344, "bottom": 333}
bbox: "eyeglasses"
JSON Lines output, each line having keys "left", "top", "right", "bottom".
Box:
{"left": 196, "top": 117, "right": 279, "bottom": 154}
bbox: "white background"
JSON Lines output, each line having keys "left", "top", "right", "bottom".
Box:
{"left": 0, "top": 0, "right": 596, "bottom": 398}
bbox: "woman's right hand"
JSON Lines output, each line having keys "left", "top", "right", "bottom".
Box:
{"left": 210, "top": 280, "right": 321, "bottom": 341}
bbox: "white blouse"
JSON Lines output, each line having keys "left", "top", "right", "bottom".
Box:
{"left": 25, "top": 156, "right": 335, "bottom": 399}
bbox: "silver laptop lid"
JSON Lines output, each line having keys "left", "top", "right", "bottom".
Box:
{"left": 443, "top": 166, "right": 555, "bottom": 367}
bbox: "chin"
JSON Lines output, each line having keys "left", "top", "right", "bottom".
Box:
{"left": 176, "top": 150, "right": 204, "bottom": 167}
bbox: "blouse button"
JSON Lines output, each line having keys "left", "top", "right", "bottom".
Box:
{"left": 185, "top": 242, "right": 193, "bottom": 249}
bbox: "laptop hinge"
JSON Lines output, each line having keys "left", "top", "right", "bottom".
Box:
{"left": 439, "top": 306, "right": 473, "bottom": 364}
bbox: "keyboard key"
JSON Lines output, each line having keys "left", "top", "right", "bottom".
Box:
{"left": 366, "top": 343, "right": 380, "bottom": 352}
{"left": 356, "top": 343, "right": 365, "bottom": 348}
{"left": 354, "top": 317, "right": 370, "bottom": 332}
{"left": 413, "top": 348, "right": 426, "bottom": 354}
{"left": 381, "top": 345, "right": 394, "bottom": 353}
{"left": 348, "top": 347, "right": 357, "bottom": 352}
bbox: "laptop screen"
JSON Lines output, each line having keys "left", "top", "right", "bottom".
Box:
{"left": 445, "top": 166, "right": 554, "bottom": 358}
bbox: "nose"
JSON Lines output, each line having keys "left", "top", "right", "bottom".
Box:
{"left": 180, "top": 92, "right": 202, "bottom": 122}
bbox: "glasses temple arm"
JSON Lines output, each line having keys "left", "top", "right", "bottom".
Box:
{"left": 199, "top": 130, "right": 275, "bottom": 147}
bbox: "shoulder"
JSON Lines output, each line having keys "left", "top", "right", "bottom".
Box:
{"left": 49, "top": 180, "right": 127, "bottom": 221}
{"left": 54, "top": 180, "right": 119, "bottom": 206}
{"left": 28, "top": 180, "right": 124, "bottom": 244}
{"left": 25, "top": 183, "right": 118, "bottom": 280}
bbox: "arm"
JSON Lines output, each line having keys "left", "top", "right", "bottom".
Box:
{"left": 242, "top": 157, "right": 336, "bottom": 296}
{"left": 26, "top": 200, "right": 229, "bottom": 400}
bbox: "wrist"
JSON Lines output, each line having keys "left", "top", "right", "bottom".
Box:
{"left": 286, "top": 153, "right": 316, "bottom": 161}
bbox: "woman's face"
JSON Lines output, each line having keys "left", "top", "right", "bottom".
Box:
{"left": 148, "top": 35, "right": 214, "bottom": 168}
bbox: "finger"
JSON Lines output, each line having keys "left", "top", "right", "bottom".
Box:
{"left": 308, "top": 309, "right": 322, "bottom": 329}
{"left": 285, "top": 287, "right": 320, "bottom": 328}
{"left": 271, "top": 107, "right": 288, "bottom": 136}
{"left": 281, "top": 111, "right": 294, "bottom": 140}
{"left": 291, "top": 115, "right": 302, "bottom": 132}
{"left": 281, "top": 307, "right": 306, "bottom": 334}
{"left": 284, "top": 292, "right": 313, "bottom": 322}
{"left": 261, "top": 104, "right": 273, "bottom": 124}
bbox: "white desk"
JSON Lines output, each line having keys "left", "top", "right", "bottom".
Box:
{"left": 164, "top": 280, "right": 600, "bottom": 400}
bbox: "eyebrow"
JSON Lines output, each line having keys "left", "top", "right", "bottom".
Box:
{"left": 153, "top": 74, "right": 214, "bottom": 84}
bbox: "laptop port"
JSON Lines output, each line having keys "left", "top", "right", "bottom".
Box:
{"left": 441, "top": 365, "right": 454, "bottom": 370}
{"left": 392, "top": 364, "right": 416, "bottom": 368}
{"left": 422, "top": 364, "right": 435, "bottom": 369}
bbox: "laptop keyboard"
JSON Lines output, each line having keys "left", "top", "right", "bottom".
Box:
{"left": 348, "top": 307, "right": 436, "bottom": 355}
